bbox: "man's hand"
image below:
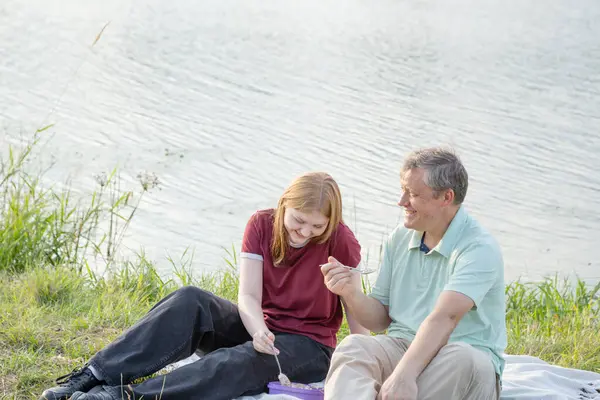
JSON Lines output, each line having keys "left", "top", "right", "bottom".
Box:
{"left": 252, "top": 330, "right": 278, "bottom": 355}
{"left": 320, "top": 256, "right": 360, "bottom": 298}
{"left": 380, "top": 371, "right": 418, "bottom": 400}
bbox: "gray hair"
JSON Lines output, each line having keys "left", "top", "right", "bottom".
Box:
{"left": 401, "top": 147, "right": 468, "bottom": 204}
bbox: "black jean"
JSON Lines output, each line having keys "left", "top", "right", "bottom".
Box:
{"left": 89, "top": 286, "right": 333, "bottom": 399}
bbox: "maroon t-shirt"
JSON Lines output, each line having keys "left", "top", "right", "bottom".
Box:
{"left": 241, "top": 209, "right": 361, "bottom": 348}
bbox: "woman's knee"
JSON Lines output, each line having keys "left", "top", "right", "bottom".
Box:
{"left": 172, "top": 286, "right": 213, "bottom": 305}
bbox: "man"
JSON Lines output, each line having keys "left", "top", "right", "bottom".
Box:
{"left": 321, "top": 147, "right": 506, "bottom": 400}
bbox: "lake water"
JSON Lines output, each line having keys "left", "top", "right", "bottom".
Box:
{"left": 1, "top": 0, "right": 599, "bottom": 282}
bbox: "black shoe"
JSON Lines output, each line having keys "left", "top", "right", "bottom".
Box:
{"left": 39, "top": 367, "right": 100, "bottom": 400}
{"left": 70, "top": 387, "right": 114, "bottom": 400}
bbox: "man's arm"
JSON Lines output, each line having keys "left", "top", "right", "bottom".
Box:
{"left": 342, "top": 293, "right": 390, "bottom": 333}
{"left": 341, "top": 287, "right": 391, "bottom": 333}
{"left": 321, "top": 257, "right": 391, "bottom": 333}
{"left": 342, "top": 299, "right": 371, "bottom": 335}
{"left": 392, "top": 290, "right": 474, "bottom": 379}
{"left": 378, "top": 290, "right": 475, "bottom": 400}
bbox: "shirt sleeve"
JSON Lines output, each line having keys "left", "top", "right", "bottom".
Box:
{"left": 329, "top": 223, "right": 361, "bottom": 268}
{"left": 240, "top": 213, "right": 264, "bottom": 261}
{"left": 443, "top": 241, "right": 503, "bottom": 307}
{"left": 368, "top": 232, "right": 393, "bottom": 306}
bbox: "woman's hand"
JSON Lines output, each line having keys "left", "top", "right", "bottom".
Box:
{"left": 252, "top": 330, "right": 278, "bottom": 355}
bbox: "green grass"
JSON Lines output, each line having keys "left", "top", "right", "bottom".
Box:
{"left": 1, "top": 266, "right": 599, "bottom": 399}
{"left": 1, "top": 137, "right": 599, "bottom": 399}
{"left": 505, "top": 277, "right": 600, "bottom": 371}
{"left": 0, "top": 262, "right": 241, "bottom": 399}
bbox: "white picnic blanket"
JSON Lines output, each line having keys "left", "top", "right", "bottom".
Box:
{"left": 166, "top": 353, "right": 600, "bottom": 399}
{"left": 500, "top": 354, "right": 600, "bottom": 400}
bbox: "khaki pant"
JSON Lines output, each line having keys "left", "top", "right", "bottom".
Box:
{"left": 324, "top": 334, "right": 499, "bottom": 400}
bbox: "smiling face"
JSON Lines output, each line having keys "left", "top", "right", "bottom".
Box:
{"left": 271, "top": 172, "right": 343, "bottom": 265}
{"left": 398, "top": 167, "right": 449, "bottom": 232}
{"left": 283, "top": 208, "right": 329, "bottom": 246}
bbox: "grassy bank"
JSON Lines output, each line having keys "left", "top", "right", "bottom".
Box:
{"left": 1, "top": 139, "right": 599, "bottom": 399}
{"left": 1, "top": 266, "right": 599, "bottom": 399}
{"left": 0, "top": 263, "right": 239, "bottom": 399}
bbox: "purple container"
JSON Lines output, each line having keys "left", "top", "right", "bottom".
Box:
{"left": 267, "top": 381, "right": 324, "bottom": 400}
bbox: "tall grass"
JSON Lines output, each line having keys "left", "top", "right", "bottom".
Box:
{"left": 505, "top": 277, "right": 600, "bottom": 370}
{"left": 0, "top": 135, "right": 157, "bottom": 274}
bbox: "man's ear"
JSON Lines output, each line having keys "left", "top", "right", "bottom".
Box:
{"left": 443, "top": 189, "right": 455, "bottom": 206}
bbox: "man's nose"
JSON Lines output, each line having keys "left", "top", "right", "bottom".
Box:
{"left": 398, "top": 191, "right": 409, "bottom": 207}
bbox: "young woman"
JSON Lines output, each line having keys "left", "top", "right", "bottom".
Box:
{"left": 40, "top": 171, "right": 366, "bottom": 400}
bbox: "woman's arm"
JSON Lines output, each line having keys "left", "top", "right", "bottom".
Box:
{"left": 237, "top": 257, "right": 269, "bottom": 336}
{"left": 238, "top": 256, "right": 278, "bottom": 354}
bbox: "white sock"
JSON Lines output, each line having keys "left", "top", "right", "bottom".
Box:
{"left": 87, "top": 365, "right": 104, "bottom": 381}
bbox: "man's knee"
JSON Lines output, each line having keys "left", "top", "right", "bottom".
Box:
{"left": 436, "top": 342, "right": 491, "bottom": 380}
{"left": 336, "top": 334, "right": 375, "bottom": 353}
{"left": 331, "top": 334, "right": 377, "bottom": 364}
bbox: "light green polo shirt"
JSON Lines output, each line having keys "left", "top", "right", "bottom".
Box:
{"left": 370, "top": 205, "right": 507, "bottom": 377}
